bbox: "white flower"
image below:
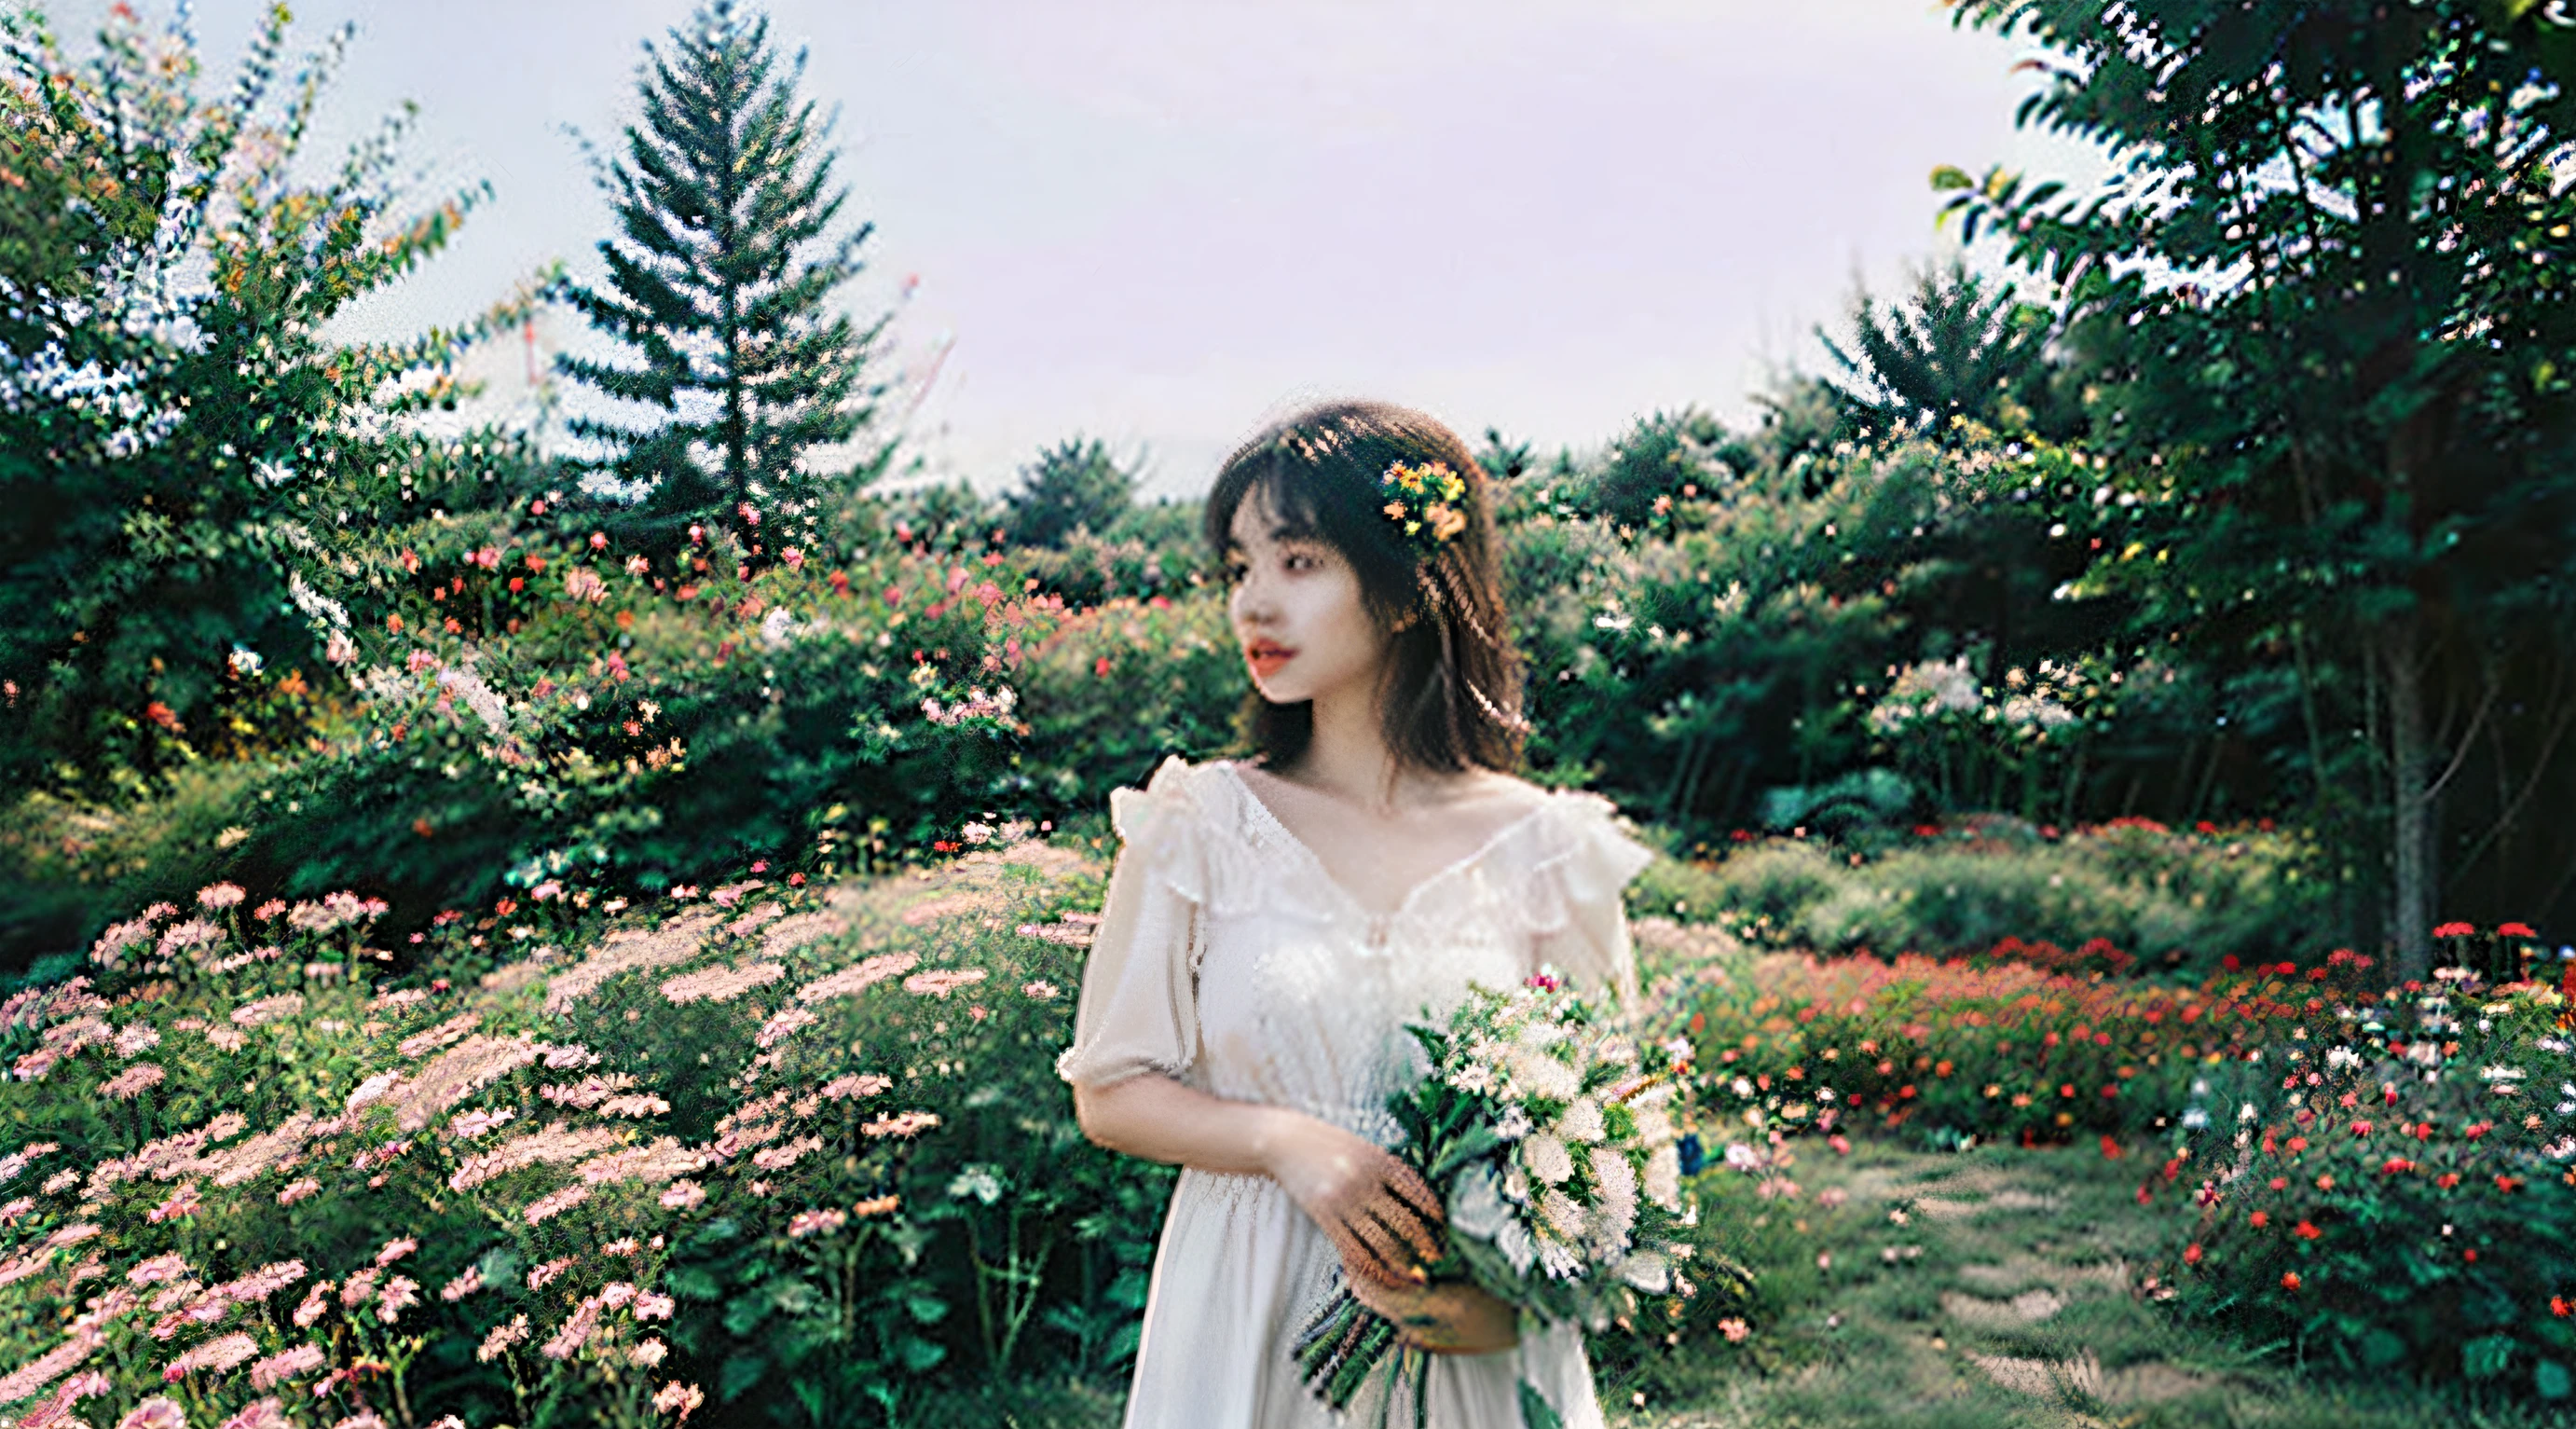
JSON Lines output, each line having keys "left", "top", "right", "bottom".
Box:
{"left": 1494, "top": 1106, "right": 1533, "bottom": 1142}
{"left": 1630, "top": 1105, "right": 1673, "bottom": 1146}
{"left": 1447, "top": 1063, "right": 1495, "bottom": 1094}
{"left": 1723, "top": 1142, "right": 1763, "bottom": 1173}
{"left": 1500, "top": 1165, "right": 1530, "bottom": 1205}
{"left": 1614, "top": 1249, "right": 1669, "bottom": 1293}
{"left": 1447, "top": 1164, "right": 1511, "bottom": 1241}
{"left": 1540, "top": 1188, "right": 1587, "bottom": 1242}
{"left": 1642, "top": 1143, "right": 1682, "bottom": 1211}
{"left": 1495, "top": 1217, "right": 1537, "bottom": 1275}
{"left": 1523, "top": 1133, "right": 1575, "bottom": 1186}
{"left": 1557, "top": 1098, "right": 1607, "bottom": 1144}
{"left": 1515, "top": 1050, "right": 1582, "bottom": 1102}
{"left": 1537, "top": 1238, "right": 1584, "bottom": 1280}
{"left": 1589, "top": 1147, "right": 1637, "bottom": 1251}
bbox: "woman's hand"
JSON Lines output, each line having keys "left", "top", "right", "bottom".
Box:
{"left": 1346, "top": 1274, "right": 1520, "bottom": 1355}
{"left": 1258, "top": 1113, "right": 1445, "bottom": 1292}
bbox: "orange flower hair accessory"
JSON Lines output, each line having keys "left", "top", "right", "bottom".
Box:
{"left": 1378, "top": 460, "right": 1468, "bottom": 559}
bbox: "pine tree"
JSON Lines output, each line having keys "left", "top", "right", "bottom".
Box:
{"left": 560, "top": 0, "right": 890, "bottom": 551}
{"left": 1002, "top": 436, "right": 1138, "bottom": 549}
{"left": 1816, "top": 259, "right": 2064, "bottom": 443}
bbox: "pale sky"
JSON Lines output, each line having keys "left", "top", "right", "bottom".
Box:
{"left": 107, "top": 0, "right": 2095, "bottom": 501}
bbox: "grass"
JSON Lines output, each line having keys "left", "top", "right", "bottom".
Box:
{"left": 1607, "top": 1137, "right": 2575, "bottom": 1429}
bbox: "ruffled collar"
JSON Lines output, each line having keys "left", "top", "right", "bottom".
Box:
{"left": 1211, "top": 760, "right": 1569, "bottom": 931}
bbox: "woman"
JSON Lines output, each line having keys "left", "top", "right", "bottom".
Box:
{"left": 1056, "top": 399, "right": 1657, "bottom": 1426}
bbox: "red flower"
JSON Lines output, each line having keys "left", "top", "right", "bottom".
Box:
{"left": 2250, "top": 1210, "right": 2268, "bottom": 1229}
{"left": 2495, "top": 1175, "right": 2523, "bottom": 1193}
{"left": 2499, "top": 922, "right": 2538, "bottom": 939}
{"left": 2294, "top": 1220, "right": 2321, "bottom": 1241}
{"left": 2183, "top": 1244, "right": 2202, "bottom": 1266}
{"left": 2432, "top": 921, "right": 2475, "bottom": 939}
{"left": 2281, "top": 1271, "right": 2301, "bottom": 1291}
{"left": 2436, "top": 1173, "right": 2461, "bottom": 1189}
{"left": 2464, "top": 1249, "right": 2479, "bottom": 1263}
{"left": 2381, "top": 1158, "right": 2416, "bottom": 1174}
{"left": 2554, "top": 1297, "right": 2571, "bottom": 1317}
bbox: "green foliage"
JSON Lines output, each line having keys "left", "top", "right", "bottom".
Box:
{"left": 1942, "top": 0, "right": 2576, "bottom": 968}
{"left": 557, "top": 0, "right": 895, "bottom": 548}
{"left": 1647, "top": 818, "right": 2335, "bottom": 973}
{"left": 1001, "top": 437, "right": 1139, "bottom": 551}
{"left": 0, "top": 3, "right": 548, "bottom": 795}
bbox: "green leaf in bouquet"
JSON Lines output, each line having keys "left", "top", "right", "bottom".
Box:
{"left": 1517, "top": 1378, "right": 1565, "bottom": 1429}
{"left": 1431, "top": 1125, "right": 1502, "bottom": 1180}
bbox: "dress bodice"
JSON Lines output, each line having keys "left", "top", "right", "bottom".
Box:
{"left": 1058, "top": 755, "right": 1658, "bottom": 1146}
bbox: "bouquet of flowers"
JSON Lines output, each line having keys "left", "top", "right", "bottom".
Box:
{"left": 1294, "top": 967, "right": 1706, "bottom": 1427}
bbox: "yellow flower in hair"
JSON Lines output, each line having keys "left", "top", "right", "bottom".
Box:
{"left": 1378, "top": 460, "right": 1468, "bottom": 558}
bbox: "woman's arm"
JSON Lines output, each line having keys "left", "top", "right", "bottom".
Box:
{"left": 1076, "top": 1073, "right": 1517, "bottom": 1354}
{"left": 1075, "top": 1073, "right": 1443, "bottom": 1288}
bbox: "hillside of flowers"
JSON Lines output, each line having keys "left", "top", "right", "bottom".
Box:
{"left": 0, "top": 841, "right": 1166, "bottom": 1429}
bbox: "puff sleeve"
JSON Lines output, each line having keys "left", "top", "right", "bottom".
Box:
{"left": 1054, "top": 755, "right": 1210, "bottom": 1090}
{"left": 1530, "top": 795, "right": 1659, "bottom": 1011}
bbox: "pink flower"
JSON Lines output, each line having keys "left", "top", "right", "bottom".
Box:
{"left": 375, "top": 1275, "right": 419, "bottom": 1323}
{"left": 476, "top": 1314, "right": 530, "bottom": 1363}
{"left": 658, "top": 1180, "right": 706, "bottom": 1211}
{"left": 788, "top": 1208, "right": 846, "bottom": 1239}
{"left": 146, "top": 1184, "right": 200, "bottom": 1224}
{"left": 1719, "top": 1316, "right": 1750, "bottom": 1343}
{"left": 652, "top": 1381, "right": 706, "bottom": 1420}
{"left": 116, "top": 1397, "right": 189, "bottom": 1429}
{"left": 374, "top": 1237, "right": 418, "bottom": 1267}
{"left": 217, "top": 1397, "right": 289, "bottom": 1429}
{"left": 277, "top": 1178, "right": 321, "bottom": 1207}
{"left": 900, "top": 969, "right": 987, "bottom": 997}
{"left": 634, "top": 1291, "right": 676, "bottom": 1321}
{"left": 527, "top": 1257, "right": 575, "bottom": 1291}
{"left": 248, "top": 1342, "right": 323, "bottom": 1390}
{"left": 861, "top": 1111, "right": 940, "bottom": 1139}
{"left": 440, "top": 1265, "right": 486, "bottom": 1301}
{"left": 196, "top": 883, "right": 247, "bottom": 910}
{"left": 292, "top": 1284, "right": 330, "bottom": 1327}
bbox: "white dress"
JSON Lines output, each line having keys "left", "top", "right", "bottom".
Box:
{"left": 1055, "top": 755, "right": 1659, "bottom": 1428}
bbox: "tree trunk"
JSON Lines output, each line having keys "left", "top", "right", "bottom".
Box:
{"left": 2385, "top": 615, "right": 2433, "bottom": 982}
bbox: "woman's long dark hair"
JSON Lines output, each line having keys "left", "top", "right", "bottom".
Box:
{"left": 1204, "top": 399, "right": 1528, "bottom": 780}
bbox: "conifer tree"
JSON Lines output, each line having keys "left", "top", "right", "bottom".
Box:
{"left": 560, "top": 0, "right": 890, "bottom": 550}
{"left": 1002, "top": 436, "right": 1138, "bottom": 549}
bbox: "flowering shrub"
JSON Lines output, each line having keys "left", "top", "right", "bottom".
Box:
{"left": 0, "top": 837, "right": 1170, "bottom": 1427}
{"left": 1679, "top": 948, "right": 2399, "bottom": 1147}
{"left": 2153, "top": 969, "right": 2576, "bottom": 1398}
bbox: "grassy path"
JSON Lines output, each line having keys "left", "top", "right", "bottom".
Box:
{"left": 1611, "top": 1139, "right": 2564, "bottom": 1428}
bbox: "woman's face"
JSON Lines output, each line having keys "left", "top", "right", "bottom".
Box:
{"left": 1225, "top": 483, "right": 1390, "bottom": 709}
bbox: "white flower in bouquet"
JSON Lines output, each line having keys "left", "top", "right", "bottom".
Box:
{"left": 1558, "top": 1097, "right": 1607, "bottom": 1143}
{"left": 1524, "top": 1132, "right": 1576, "bottom": 1186}
{"left": 1643, "top": 1142, "right": 1683, "bottom": 1211}
{"left": 1589, "top": 1147, "right": 1638, "bottom": 1252}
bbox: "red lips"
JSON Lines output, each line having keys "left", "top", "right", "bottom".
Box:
{"left": 1246, "top": 640, "right": 1295, "bottom": 677}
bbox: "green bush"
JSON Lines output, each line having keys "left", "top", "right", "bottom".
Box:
{"left": 1641, "top": 818, "right": 2336, "bottom": 976}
